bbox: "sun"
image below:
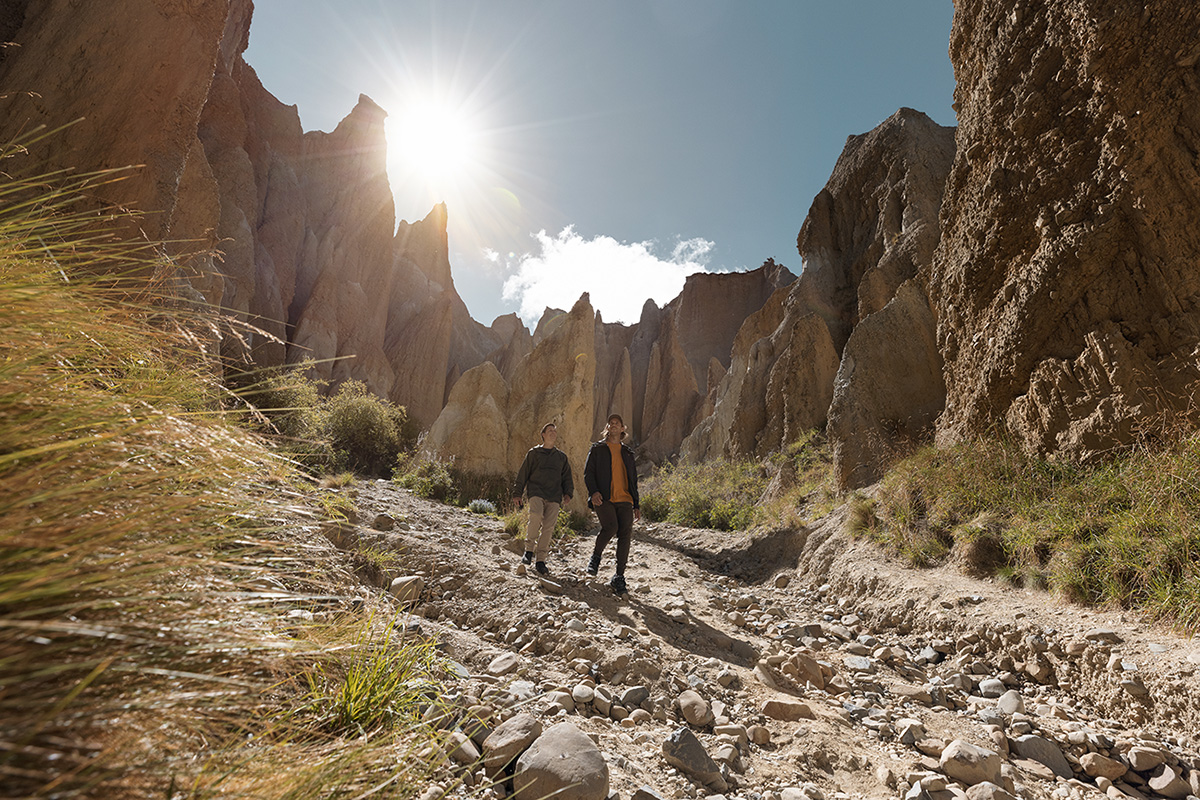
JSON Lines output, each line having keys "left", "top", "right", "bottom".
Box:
{"left": 387, "top": 98, "right": 481, "bottom": 191}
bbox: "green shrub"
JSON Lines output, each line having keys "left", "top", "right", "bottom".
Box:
{"left": 239, "top": 367, "right": 416, "bottom": 477}
{"left": 323, "top": 380, "right": 410, "bottom": 476}
{"left": 396, "top": 457, "right": 456, "bottom": 502}
{"left": 640, "top": 458, "right": 769, "bottom": 531}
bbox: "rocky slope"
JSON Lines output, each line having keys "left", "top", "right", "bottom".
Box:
{"left": 316, "top": 481, "right": 1200, "bottom": 800}
{"left": 930, "top": 0, "right": 1200, "bottom": 460}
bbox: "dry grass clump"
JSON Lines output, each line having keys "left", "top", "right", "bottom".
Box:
{"left": 871, "top": 435, "right": 1200, "bottom": 631}
{"left": 0, "top": 137, "right": 447, "bottom": 797}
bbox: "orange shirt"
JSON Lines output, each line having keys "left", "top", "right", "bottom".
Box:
{"left": 608, "top": 440, "right": 634, "bottom": 504}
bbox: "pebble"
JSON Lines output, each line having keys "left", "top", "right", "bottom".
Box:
{"left": 487, "top": 652, "right": 520, "bottom": 677}
{"left": 1010, "top": 735, "right": 1072, "bottom": 779}
{"left": 996, "top": 689, "right": 1024, "bottom": 715}
{"left": 1080, "top": 753, "right": 1128, "bottom": 781}
{"left": 662, "top": 727, "right": 728, "bottom": 792}
{"left": 514, "top": 722, "right": 609, "bottom": 800}
{"left": 390, "top": 575, "right": 424, "bottom": 605}
{"left": 679, "top": 690, "right": 714, "bottom": 727}
{"left": 1126, "top": 746, "right": 1165, "bottom": 773}
{"left": 761, "top": 698, "right": 815, "bottom": 721}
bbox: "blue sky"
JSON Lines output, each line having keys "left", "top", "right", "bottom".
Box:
{"left": 244, "top": 1, "right": 956, "bottom": 326}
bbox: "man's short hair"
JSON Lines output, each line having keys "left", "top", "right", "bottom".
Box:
{"left": 541, "top": 422, "right": 556, "bottom": 435}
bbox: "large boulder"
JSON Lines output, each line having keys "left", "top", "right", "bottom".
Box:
{"left": 931, "top": 0, "right": 1200, "bottom": 459}
{"left": 513, "top": 722, "right": 609, "bottom": 800}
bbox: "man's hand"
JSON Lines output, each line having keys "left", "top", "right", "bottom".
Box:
{"left": 634, "top": 508, "right": 642, "bottom": 522}
{"left": 590, "top": 492, "right": 603, "bottom": 506}
{"left": 512, "top": 497, "right": 522, "bottom": 508}
{"left": 562, "top": 494, "right": 572, "bottom": 504}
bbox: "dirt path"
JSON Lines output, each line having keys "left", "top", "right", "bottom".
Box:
{"left": 320, "top": 479, "right": 1200, "bottom": 800}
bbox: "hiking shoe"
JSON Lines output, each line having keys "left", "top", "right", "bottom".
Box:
{"left": 610, "top": 574, "right": 627, "bottom": 595}
{"left": 585, "top": 558, "right": 599, "bottom": 577}
{"left": 521, "top": 551, "right": 534, "bottom": 565}
{"left": 535, "top": 561, "right": 549, "bottom": 576}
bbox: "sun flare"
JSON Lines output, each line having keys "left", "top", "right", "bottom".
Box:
{"left": 387, "top": 99, "right": 480, "bottom": 190}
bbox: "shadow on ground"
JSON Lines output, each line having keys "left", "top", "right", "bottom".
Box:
{"left": 639, "top": 525, "right": 809, "bottom": 585}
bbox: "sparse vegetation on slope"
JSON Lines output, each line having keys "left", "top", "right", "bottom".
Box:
{"left": 865, "top": 435, "right": 1200, "bottom": 630}
{"left": 642, "top": 431, "right": 834, "bottom": 532}
{"left": 641, "top": 458, "right": 770, "bottom": 531}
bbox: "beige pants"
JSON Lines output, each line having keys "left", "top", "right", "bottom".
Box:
{"left": 524, "top": 496, "right": 561, "bottom": 561}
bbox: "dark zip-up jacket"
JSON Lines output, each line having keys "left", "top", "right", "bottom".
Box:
{"left": 583, "top": 439, "right": 639, "bottom": 510}
{"left": 513, "top": 446, "right": 574, "bottom": 503}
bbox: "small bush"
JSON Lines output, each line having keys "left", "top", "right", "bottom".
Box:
{"left": 324, "top": 380, "right": 410, "bottom": 476}
{"left": 395, "top": 457, "right": 456, "bottom": 502}
{"left": 241, "top": 368, "right": 415, "bottom": 477}
{"left": 468, "top": 499, "right": 497, "bottom": 515}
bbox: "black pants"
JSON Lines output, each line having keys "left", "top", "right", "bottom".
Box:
{"left": 590, "top": 502, "right": 634, "bottom": 576}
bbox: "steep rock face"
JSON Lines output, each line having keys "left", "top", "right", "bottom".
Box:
{"left": 593, "top": 318, "right": 638, "bottom": 440}
{"left": 827, "top": 281, "right": 944, "bottom": 488}
{"left": 0, "top": 0, "right": 240, "bottom": 242}
{"left": 667, "top": 259, "right": 795, "bottom": 392}
{"left": 628, "top": 261, "right": 795, "bottom": 461}
{"left": 684, "top": 109, "right": 954, "bottom": 469}
{"left": 427, "top": 296, "right": 595, "bottom": 514}
{"left": 289, "top": 95, "right": 397, "bottom": 395}
{"left": 932, "top": 0, "right": 1200, "bottom": 459}
{"left": 0, "top": 0, "right": 494, "bottom": 427}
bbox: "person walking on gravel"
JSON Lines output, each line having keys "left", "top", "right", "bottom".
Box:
{"left": 583, "top": 414, "right": 641, "bottom": 595}
{"left": 513, "top": 422, "right": 574, "bottom": 575}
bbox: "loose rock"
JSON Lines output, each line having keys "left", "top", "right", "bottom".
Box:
{"left": 513, "top": 722, "right": 608, "bottom": 800}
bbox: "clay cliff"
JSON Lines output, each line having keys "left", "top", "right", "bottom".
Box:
{"left": 682, "top": 109, "right": 956, "bottom": 487}
{"left": 423, "top": 263, "right": 796, "bottom": 499}
{"left": 0, "top": 0, "right": 506, "bottom": 429}
{"left": 931, "top": 0, "right": 1200, "bottom": 460}
{"left": 8, "top": 0, "right": 1193, "bottom": 493}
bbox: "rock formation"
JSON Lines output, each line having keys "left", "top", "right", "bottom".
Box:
{"left": 826, "top": 281, "right": 945, "bottom": 487}
{"left": 423, "top": 296, "right": 596, "bottom": 514}
{"left": 684, "top": 108, "right": 955, "bottom": 482}
{"left": 0, "top": 0, "right": 513, "bottom": 430}
{"left": 931, "top": 0, "right": 1200, "bottom": 460}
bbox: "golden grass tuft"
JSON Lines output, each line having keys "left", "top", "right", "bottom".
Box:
{"left": 877, "top": 435, "right": 1200, "bottom": 630}
{"left": 0, "top": 135, "right": 446, "bottom": 797}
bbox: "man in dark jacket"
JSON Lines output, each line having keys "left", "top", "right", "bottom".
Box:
{"left": 583, "top": 413, "right": 640, "bottom": 595}
{"left": 512, "top": 422, "right": 573, "bottom": 575}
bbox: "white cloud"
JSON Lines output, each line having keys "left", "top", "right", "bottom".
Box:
{"left": 500, "top": 227, "right": 716, "bottom": 325}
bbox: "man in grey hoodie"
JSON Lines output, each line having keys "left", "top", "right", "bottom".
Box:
{"left": 512, "top": 422, "right": 574, "bottom": 575}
